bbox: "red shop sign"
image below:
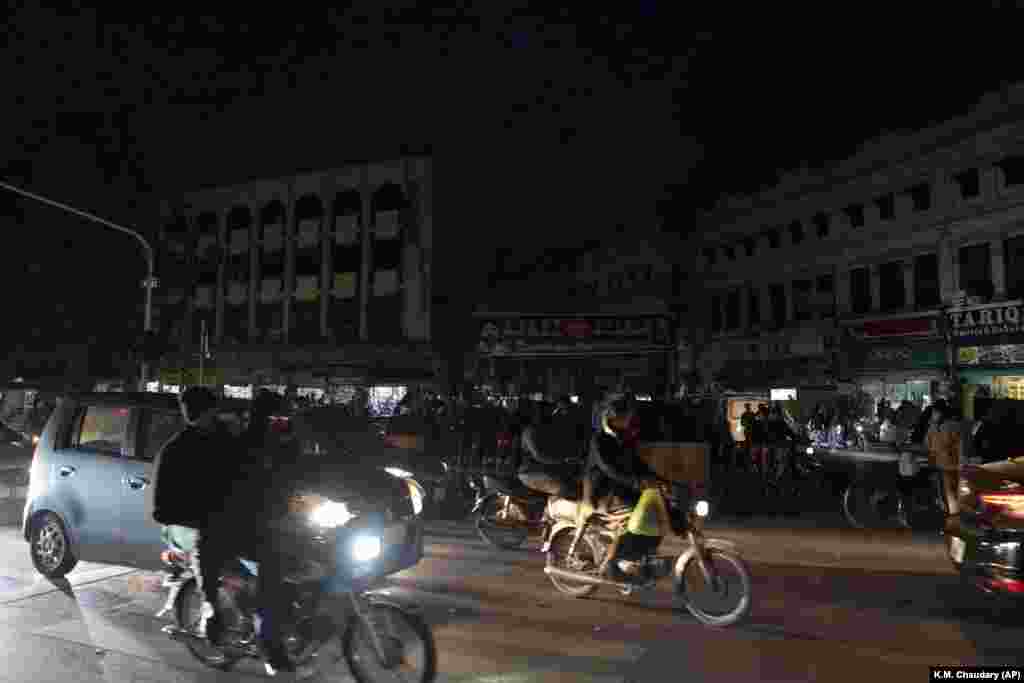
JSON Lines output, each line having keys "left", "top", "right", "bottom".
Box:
{"left": 859, "top": 317, "right": 937, "bottom": 339}
{"left": 560, "top": 319, "right": 593, "bottom": 338}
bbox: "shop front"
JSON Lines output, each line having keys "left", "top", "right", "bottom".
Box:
{"left": 839, "top": 312, "right": 947, "bottom": 413}
{"left": 948, "top": 299, "right": 1024, "bottom": 415}
{"left": 473, "top": 313, "right": 675, "bottom": 401}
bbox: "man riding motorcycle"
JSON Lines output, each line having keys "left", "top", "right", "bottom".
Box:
{"left": 518, "top": 397, "right": 581, "bottom": 498}
{"left": 153, "top": 387, "right": 303, "bottom": 679}
{"left": 585, "top": 394, "right": 664, "bottom": 582}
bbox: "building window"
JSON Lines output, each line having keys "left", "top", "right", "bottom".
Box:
{"left": 997, "top": 156, "right": 1024, "bottom": 187}
{"left": 909, "top": 183, "right": 931, "bottom": 211}
{"left": 875, "top": 194, "right": 895, "bottom": 221}
{"left": 748, "top": 287, "right": 760, "bottom": 326}
{"left": 743, "top": 237, "right": 755, "bottom": 257}
{"left": 955, "top": 168, "right": 981, "bottom": 199}
{"left": 914, "top": 253, "right": 940, "bottom": 308}
{"left": 703, "top": 247, "right": 717, "bottom": 267}
{"left": 813, "top": 212, "right": 829, "bottom": 238}
{"left": 792, "top": 279, "right": 812, "bottom": 321}
{"left": 815, "top": 274, "right": 835, "bottom": 318}
{"left": 959, "top": 243, "right": 992, "bottom": 300}
{"left": 789, "top": 220, "right": 804, "bottom": 245}
{"left": 769, "top": 284, "right": 786, "bottom": 328}
{"left": 766, "top": 229, "right": 780, "bottom": 249}
{"left": 850, "top": 267, "right": 871, "bottom": 314}
{"left": 844, "top": 204, "right": 865, "bottom": 228}
{"left": 725, "top": 290, "right": 740, "bottom": 330}
{"left": 879, "top": 261, "right": 906, "bottom": 311}
{"left": 710, "top": 295, "right": 722, "bottom": 333}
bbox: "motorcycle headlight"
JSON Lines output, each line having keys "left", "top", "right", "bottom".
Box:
{"left": 805, "top": 446, "right": 814, "bottom": 455}
{"left": 31, "top": 435, "right": 39, "bottom": 446}
{"left": 384, "top": 467, "right": 413, "bottom": 479}
{"left": 351, "top": 534, "right": 383, "bottom": 563}
{"left": 693, "top": 500, "right": 710, "bottom": 518}
{"left": 856, "top": 424, "right": 863, "bottom": 433}
{"left": 406, "top": 479, "right": 425, "bottom": 515}
{"left": 310, "top": 501, "right": 355, "bottom": 528}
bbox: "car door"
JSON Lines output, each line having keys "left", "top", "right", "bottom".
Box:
{"left": 118, "top": 407, "right": 183, "bottom": 571}
{"left": 50, "top": 401, "right": 133, "bottom": 563}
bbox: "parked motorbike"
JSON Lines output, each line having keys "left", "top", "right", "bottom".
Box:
{"left": 540, "top": 479, "right": 752, "bottom": 626}
{"left": 159, "top": 481, "right": 436, "bottom": 682}
{"left": 842, "top": 442, "right": 946, "bottom": 530}
{"left": 473, "top": 460, "right": 583, "bottom": 549}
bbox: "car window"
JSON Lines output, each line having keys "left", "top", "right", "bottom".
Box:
{"left": 142, "top": 410, "right": 184, "bottom": 462}
{"left": 74, "top": 405, "right": 131, "bottom": 456}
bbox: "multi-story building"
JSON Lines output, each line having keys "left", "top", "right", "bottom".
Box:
{"left": 686, "top": 83, "right": 1024, "bottom": 416}
{"left": 472, "top": 231, "right": 685, "bottom": 401}
{"left": 152, "top": 156, "right": 435, "bottom": 399}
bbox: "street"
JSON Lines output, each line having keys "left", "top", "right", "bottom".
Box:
{"left": 0, "top": 500, "right": 1021, "bottom": 682}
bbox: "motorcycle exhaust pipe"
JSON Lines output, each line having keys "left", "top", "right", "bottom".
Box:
{"left": 543, "top": 565, "right": 635, "bottom": 590}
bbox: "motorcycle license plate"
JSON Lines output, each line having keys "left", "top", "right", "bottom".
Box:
{"left": 950, "top": 536, "right": 966, "bottom": 564}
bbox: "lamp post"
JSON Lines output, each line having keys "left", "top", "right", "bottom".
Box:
{"left": 0, "top": 180, "right": 157, "bottom": 390}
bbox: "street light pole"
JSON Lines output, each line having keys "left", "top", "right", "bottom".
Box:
{"left": 0, "top": 180, "right": 157, "bottom": 391}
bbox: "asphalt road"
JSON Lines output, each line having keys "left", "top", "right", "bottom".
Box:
{"left": 0, "top": 500, "right": 1021, "bottom": 682}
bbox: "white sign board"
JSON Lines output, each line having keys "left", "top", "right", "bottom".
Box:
{"left": 770, "top": 388, "right": 797, "bottom": 401}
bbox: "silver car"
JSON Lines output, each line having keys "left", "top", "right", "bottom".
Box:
{"left": 23, "top": 392, "right": 424, "bottom": 580}
{"left": 22, "top": 393, "right": 189, "bottom": 577}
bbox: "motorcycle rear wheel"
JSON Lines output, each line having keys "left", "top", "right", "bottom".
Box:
{"left": 545, "top": 527, "right": 602, "bottom": 597}
{"left": 476, "top": 495, "right": 530, "bottom": 549}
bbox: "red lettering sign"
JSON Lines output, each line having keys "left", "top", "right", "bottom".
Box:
{"left": 561, "top": 319, "right": 592, "bottom": 338}
{"left": 860, "top": 317, "right": 936, "bottom": 338}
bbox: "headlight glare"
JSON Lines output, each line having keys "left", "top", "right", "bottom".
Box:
{"left": 694, "top": 500, "right": 710, "bottom": 518}
{"left": 352, "top": 534, "right": 382, "bottom": 562}
{"left": 310, "top": 501, "right": 354, "bottom": 528}
{"left": 805, "top": 446, "right": 814, "bottom": 455}
{"left": 384, "top": 467, "right": 413, "bottom": 479}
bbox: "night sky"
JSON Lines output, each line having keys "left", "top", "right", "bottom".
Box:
{"left": 2, "top": 6, "right": 1021, "bottom": 354}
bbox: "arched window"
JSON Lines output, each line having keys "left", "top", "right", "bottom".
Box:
{"left": 257, "top": 200, "right": 287, "bottom": 341}
{"left": 329, "top": 190, "right": 363, "bottom": 342}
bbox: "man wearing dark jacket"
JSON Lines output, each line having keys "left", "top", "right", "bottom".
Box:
{"left": 585, "top": 395, "right": 659, "bottom": 581}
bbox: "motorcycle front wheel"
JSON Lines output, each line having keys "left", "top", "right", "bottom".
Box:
{"left": 675, "top": 547, "right": 752, "bottom": 627}
{"left": 342, "top": 603, "right": 437, "bottom": 683}
{"left": 842, "top": 482, "right": 901, "bottom": 529}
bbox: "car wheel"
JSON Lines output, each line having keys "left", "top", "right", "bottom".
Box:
{"left": 30, "top": 511, "right": 78, "bottom": 578}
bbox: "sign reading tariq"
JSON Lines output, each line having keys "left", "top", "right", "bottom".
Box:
{"left": 947, "top": 301, "right": 1024, "bottom": 338}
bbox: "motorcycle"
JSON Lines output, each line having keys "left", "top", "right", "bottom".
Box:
{"left": 842, "top": 441, "right": 947, "bottom": 530}
{"left": 472, "top": 458, "right": 585, "bottom": 549}
{"left": 158, "top": 469, "right": 436, "bottom": 682}
{"left": 540, "top": 479, "right": 753, "bottom": 626}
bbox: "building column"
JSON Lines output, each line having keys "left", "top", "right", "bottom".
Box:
{"left": 283, "top": 185, "right": 297, "bottom": 344}
{"left": 992, "top": 238, "right": 1007, "bottom": 299}
{"left": 783, "top": 280, "right": 794, "bottom": 324}
{"left": 321, "top": 191, "right": 335, "bottom": 340}
{"left": 248, "top": 203, "right": 259, "bottom": 341}
{"left": 214, "top": 210, "right": 227, "bottom": 343}
{"left": 903, "top": 259, "right": 915, "bottom": 310}
{"left": 869, "top": 264, "right": 881, "bottom": 312}
{"left": 939, "top": 232, "right": 957, "bottom": 304}
{"left": 739, "top": 283, "right": 750, "bottom": 332}
{"left": 836, "top": 267, "right": 851, "bottom": 315}
{"left": 359, "top": 169, "right": 373, "bottom": 342}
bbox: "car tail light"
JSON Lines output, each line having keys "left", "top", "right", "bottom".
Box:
{"left": 979, "top": 485, "right": 1024, "bottom": 521}
{"left": 983, "top": 576, "right": 1024, "bottom": 594}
